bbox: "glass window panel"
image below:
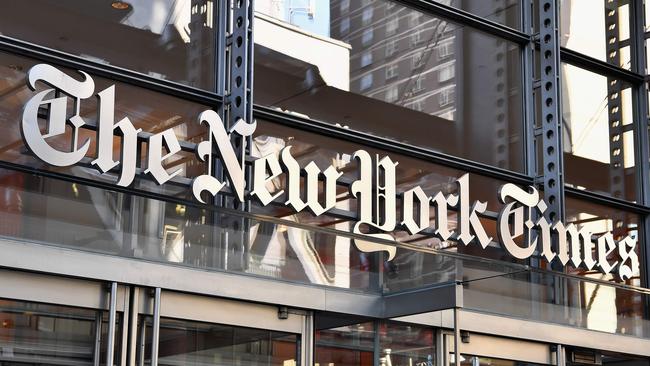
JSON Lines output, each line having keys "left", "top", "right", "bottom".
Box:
{"left": 431, "top": 0, "right": 521, "bottom": 29}
{"left": 567, "top": 349, "right": 650, "bottom": 366}
{"left": 451, "top": 355, "right": 545, "bottom": 366}
{"left": 315, "top": 321, "right": 375, "bottom": 366}
{"left": 561, "top": 63, "right": 636, "bottom": 201}
{"left": 560, "top": 0, "right": 632, "bottom": 70}
{"left": 0, "top": 51, "right": 210, "bottom": 201}
{"left": 379, "top": 321, "right": 435, "bottom": 365}
{"left": 315, "top": 319, "right": 436, "bottom": 366}
{"left": 0, "top": 0, "right": 217, "bottom": 90}
{"left": 0, "top": 168, "right": 384, "bottom": 292}
{"left": 252, "top": 119, "right": 518, "bottom": 264}
{"left": 254, "top": 0, "right": 524, "bottom": 172}
{"left": 565, "top": 197, "right": 641, "bottom": 286}
{"left": 157, "top": 318, "right": 298, "bottom": 366}
{"left": 0, "top": 298, "right": 120, "bottom": 365}
{"left": 459, "top": 257, "right": 650, "bottom": 338}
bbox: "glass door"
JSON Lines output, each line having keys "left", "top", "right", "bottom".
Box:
{"left": 444, "top": 332, "right": 553, "bottom": 366}
{"left": 133, "top": 289, "right": 306, "bottom": 366}
{"left": 0, "top": 269, "right": 127, "bottom": 366}
{"left": 154, "top": 318, "right": 298, "bottom": 365}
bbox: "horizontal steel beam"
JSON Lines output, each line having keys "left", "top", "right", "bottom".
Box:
{"left": 399, "top": 0, "right": 531, "bottom": 45}
{"left": 560, "top": 46, "right": 645, "bottom": 84}
{"left": 0, "top": 36, "right": 222, "bottom": 107}
{"left": 254, "top": 106, "right": 535, "bottom": 187}
{"left": 565, "top": 186, "right": 650, "bottom": 215}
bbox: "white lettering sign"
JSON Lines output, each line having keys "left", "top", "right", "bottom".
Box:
{"left": 20, "top": 64, "right": 639, "bottom": 280}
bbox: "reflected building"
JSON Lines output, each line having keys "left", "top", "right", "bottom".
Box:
{"left": 328, "top": 0, "right": 522, "bottom": 170}
{"left": 330, "top": 0, "right": 458, "bottom": 121}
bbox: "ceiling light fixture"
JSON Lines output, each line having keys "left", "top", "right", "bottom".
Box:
{"left": 111, "top": 1, "right": 131, "bottom": 10}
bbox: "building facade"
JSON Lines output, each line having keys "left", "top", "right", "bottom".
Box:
{"left": 0, "top": 0, "right": 649, "bottom": 365}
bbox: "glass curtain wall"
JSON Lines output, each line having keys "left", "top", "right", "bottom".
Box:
{"left": 553, "top": 0, "right": 648, "bottom": 289}
{"left": 0, "top": 0, "right": 648, "bottom": 344}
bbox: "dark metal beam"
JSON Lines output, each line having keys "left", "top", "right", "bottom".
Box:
{"left": 560, "top": 47, "right": 645, "bottom": 84}
{"left": 398, "top": 0, "right": 532, "bottom": 45}
{"left": 564, "top": 187, "right": 650, "bottom": 215}
{"left": 382, "top": 282, "right": 460, "bottom": 318}
{"left": 254, "top": 105, "right": 534, "bottom": 186}
{"left": 0, "top": 36, "right": 222, "bottom": 107}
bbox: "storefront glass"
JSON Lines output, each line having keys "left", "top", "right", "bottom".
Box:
{"left": 451, "top": 355, "right": 544, "bottom": 366}
{"left": 0, "top": 0, "right": 217, "bottom": 90}
{"left": 154, "top": 318, "right": 298, "bottom": 366}
{"left": 314, "top": 320, "right": 436, "bottom": 366}
{"left": 566, "top": 348, "right": 650, "bottom": 366}
{"left": 0, "top": 298, "right": 121, "bottom": 365}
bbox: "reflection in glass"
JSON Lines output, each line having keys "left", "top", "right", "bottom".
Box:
{"left": 451, "top": 355, "right": 543, "bottom": 366}
{"left": 0, "top": 299, "right": 119, "bottom": 365}
{"left": 559, "top": 0, "right": 631, "bottom": 69}
{"left": 567, "top": 349, "right": 650, "bottom": 366}
{"left": 561, "top": 63, "right": 636, "bottom": 201}
{"left": 430, "top": 0, "right": 521, "bottom": 29}
{"left": 154, "top": 318, "right": 298, "bottom": 366}
{"left": 565, "top": 197, "right": 640, "bottom": 285}
{"left": 0, "top": 51, "right": 209, "bottom": 201}
{"left": 379, "top": 322, "right": 436, "bottom": 366}
{"left": 565, "top": 198, "right": 642, "bottom": 335}
{"left": 460, "top": 253, "right": 650, "bottom": 338}
{"left": 315, "top": 321, "right": 375, "bottom": 366}
{"left": 0, "top": 168, "right": 383, "bottom": 292}
{"left": 0, "top": 0, "right": 217, "bottom": 90}
{"left": 314, "top": 320, "right": 435, "bottom": 366}
{"left": 252, "top": 120, "right": 521, "bottom": 271}
{"left": 254, "top": 0, "right": 524, "bottom": 171}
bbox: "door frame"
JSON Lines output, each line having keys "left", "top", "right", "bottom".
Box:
{"left": 442, "top": 330, "right": 555, "bottom": 366}
{"left": 131, "top": 286, "right": 312, "bottom": 366}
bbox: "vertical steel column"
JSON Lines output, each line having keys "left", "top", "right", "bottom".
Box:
{"left": 151, "top": 288, "right": 161, "bottom": 366}
{"left": 435, "top": 329, "right": 445, "bottom": 366}
{"left": 127, "top": 287, "right": 140, "bottom": 366}
{"left": 605, "top": 3, "right": 626, "bottom": 200}
{"left": 120, "top": 286, "right": 130, "bottom": 366}
{"left": 492, "top": 0, "right": 510, "bottom": 171}
{"left": 524, "top": 0, "right": 537, "bottom": 176}
{"left": 138, "top": 319, "right": 146, "bottom": 366}
{"left": 538, "top": 0, "right": 565, "bottom": 223}
{"left": 555, "top": 344, "right": 566, "bottom": 366}
{"left": 300, "top": 312, "right": 314, "bottom": 366}
{"left": 453, "top": 308, "right": 461, "bottom": 366}
{"left": 106, "top": 282, "right": 118, "bottom": 366}
{"left": 538, "top": 0, "right": 567, "bottom": 314}
{"left": 523, "top": 0, "right": 544, "bottom": 318}
{"left": 633, "top": 0, "right": 650, "bottom": 286}
{"left": 631, "top": 0, "right": 650, "bottom": 293}
{"left": 93, "top": 311, "right": 103, "bottom": 366}
{"left": 373, "top": 320, "right": 381, "bottom": 366}
{"left": 216, "top": 0, "right": 255, "bottom": 272}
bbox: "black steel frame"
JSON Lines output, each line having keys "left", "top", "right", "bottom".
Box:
{"left": 0, "top": 0, "right": 649, "bottom": 288}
